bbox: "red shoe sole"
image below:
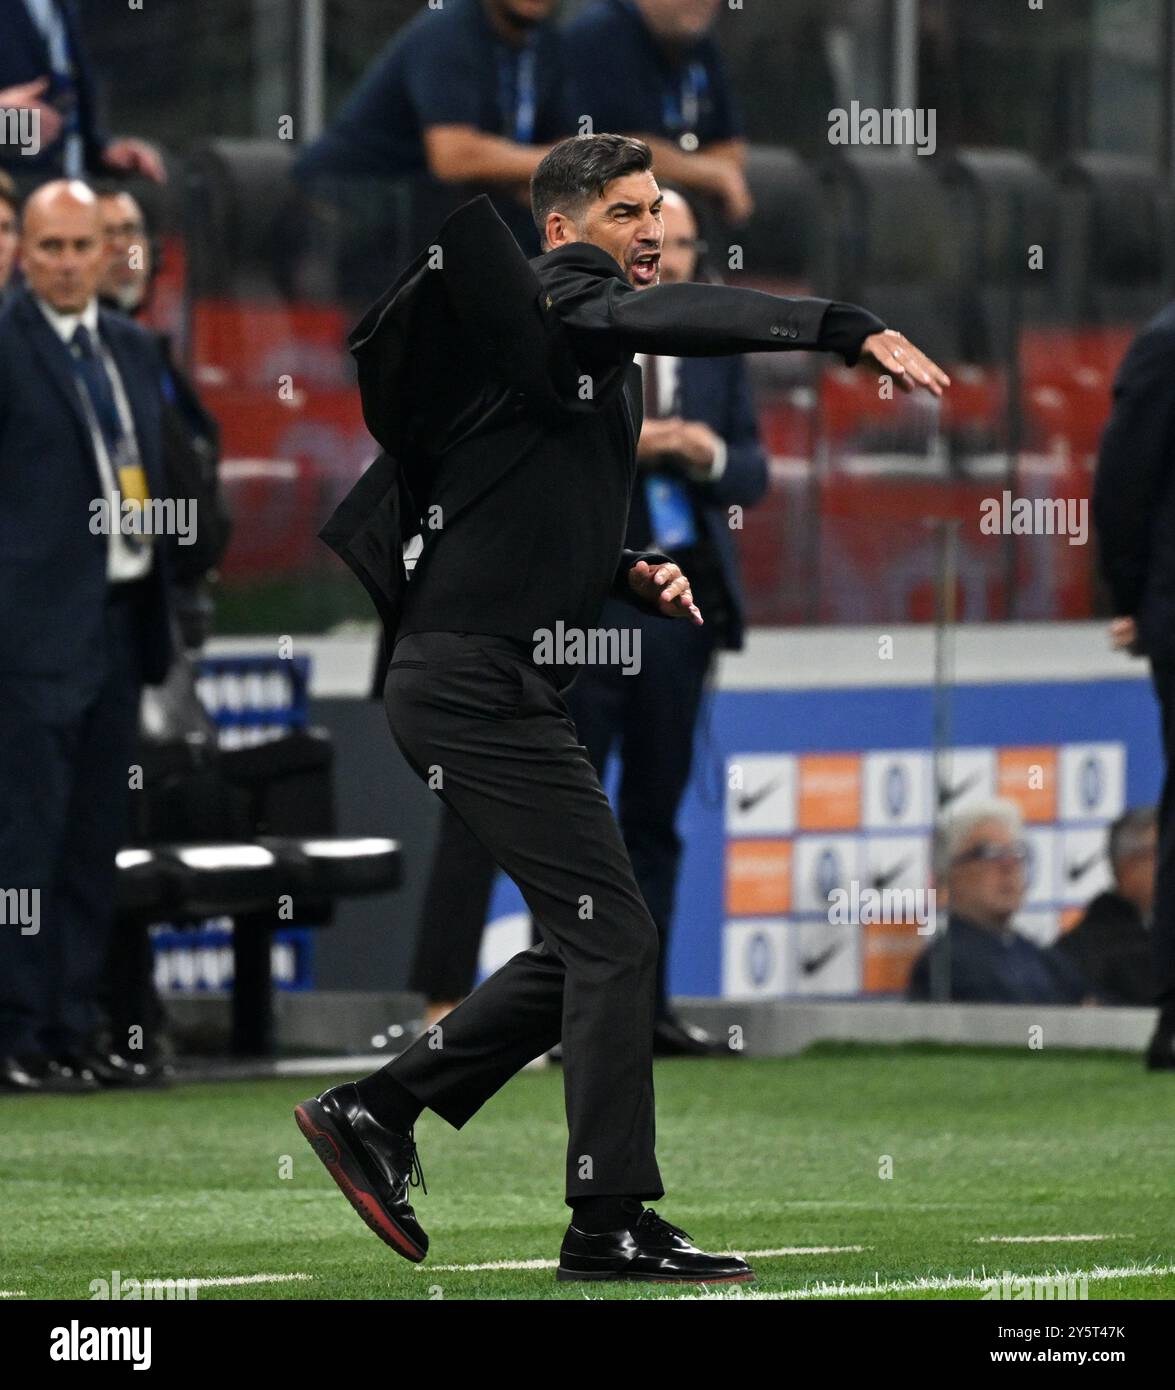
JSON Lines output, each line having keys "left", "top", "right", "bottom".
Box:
{"left": 294, "top": 1102, "right": 427, "bottom": 1263}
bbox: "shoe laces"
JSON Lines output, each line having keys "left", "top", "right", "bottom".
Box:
{"left": 401, "top": 1128, "right": 428, "bottom": 1196}
{"left": 637, "top": 1207, "right": 690, "bottom": 1242}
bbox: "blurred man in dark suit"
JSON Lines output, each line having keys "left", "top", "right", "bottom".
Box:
{"left": 96, "top": 185, "right": 230, "bottom": 650}
{"left": 0, "top": 180, "right": 171, "bottom": 1092}
{"left": 1055, "top": 808, "right": 1156, "bottom": 1006}
{"left": 1094, "top": 306, "right": 1175, "bottom": 1068}
{"left": 0, "top": 0, "right": 164, "bottom": 182}
{"left": 409, "top": 187, "right": 767, "bottom": 1055}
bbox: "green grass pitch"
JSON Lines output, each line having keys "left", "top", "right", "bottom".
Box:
{"left": 2, "top": 1043, "right": 1173, "bottom": 1301}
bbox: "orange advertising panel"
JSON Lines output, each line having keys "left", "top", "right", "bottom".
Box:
{"left": 725, "top": 840, "right": 792, "bottom": 916}
{"left": 998, "top": 746, "right": 1058, "bottom": 822}
{"left": 798, "top": 754, "right": 861, "bottom": 831}
{"left": 863, "top": 921, "right": 926, "bottom": 993}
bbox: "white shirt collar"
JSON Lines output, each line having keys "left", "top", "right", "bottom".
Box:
{"left": 36, "top": 295, "right": 100, "bottom": 346}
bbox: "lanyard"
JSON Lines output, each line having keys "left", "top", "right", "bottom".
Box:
{"left": 617, "top": 0, "right": 708, "bottom": 136}
{"left": 499, "top": 43, "right": 538, "bottom": 144}
{"left": 663, "top": 61, "right": 708, "bottom": 136}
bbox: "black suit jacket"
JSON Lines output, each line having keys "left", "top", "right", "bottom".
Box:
{"left": 1053, "top": 890, "right": 1153, "bottom": 1005}
{"left": 321, "top": 195, "right": 884, "bottom": 655}
{"left": 0, "top": 287, "right": 172, "bottom": 688}
{"left": 1094, "top": 300, "right": 1175, "bottom": 664}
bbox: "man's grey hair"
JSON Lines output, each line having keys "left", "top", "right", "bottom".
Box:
{"left": 933, "top": 798, "right": 1024, "bottom": 880}
{"left": 1108, "top": 805, "right": 1157, "bottom": 869}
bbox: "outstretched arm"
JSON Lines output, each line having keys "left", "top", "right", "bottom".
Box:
{"left": 544, "top": 245, "right": 950, "bottom": 395}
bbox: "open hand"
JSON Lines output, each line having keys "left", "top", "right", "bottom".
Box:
{"left": 860, "top": 329, "right": 951, "bottom": 398}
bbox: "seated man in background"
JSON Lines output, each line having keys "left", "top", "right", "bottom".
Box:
{"left": 1054, "top": 807, "right": 1156, "bottom": 1006}
{"left": 564, "top": 0, "right": 753, "bottom": 226}
{"left": 908, "top": 800, "right": 1088, "bottom": 1005}
{"left": 294, "top": 0, "right": 572, "bottom": 275}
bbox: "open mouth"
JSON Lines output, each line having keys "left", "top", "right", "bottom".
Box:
{"left": 630, "top": 252, "right": 660, "bottom": 287}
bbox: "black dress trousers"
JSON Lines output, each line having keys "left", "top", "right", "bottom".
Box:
{"left": 381, "top": 630, "right": 664, "bottom": 1204}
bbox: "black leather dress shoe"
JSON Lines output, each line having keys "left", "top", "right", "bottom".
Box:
{"left": 0, "top": 1054, "right": 48, "bottom": 1093}
{"left": 653, "top": 1014, "right": 738, "bottom": 1058}
{"left": 59, "top": 1050, "right": 165, "bottom": 1088}
{"left": 44, "top": 1055, "right": 101, "bottom": 1092}
{"left": 295, "top": 1082, "right": 428, "bottom": 1261}
{"left": 1146, "top": 1022, "right": 1175, "bottom": 1071}
{"left": 558, "top": 1208, "right": 754, "bottom": 1283}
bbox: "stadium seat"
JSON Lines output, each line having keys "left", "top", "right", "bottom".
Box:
{"left": 820, "top": 150, "right": 962, "bottom": 366}
{"left": 1058, "top": 152, "right": 1175, "bottom": 327}
{"left": 185, "top": 138, "right": 301, "bottom": 300}
{"left": 735, "top": 145, "right": 829, "bottom": 291}
{"left": 118, "top": 717, "right": 403, "bottom": 1055}
{"left": 941, "top": 148, "right": 1065, "bottom": 363}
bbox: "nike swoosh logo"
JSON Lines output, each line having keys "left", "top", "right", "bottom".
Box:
{"left": 1066, "top": 852, "right": 1102, "bottom": 882}
{"left": 737, "top": 778, "right": 783, "bottom": 814}
{"left": 801, "top": 942, "right": 843, "bottom": 976}
{"left": 872, "top": 858, "right": 912, "bottom": 890}
{"left": 937, "top": 770, "right": 984, "bottom": 809}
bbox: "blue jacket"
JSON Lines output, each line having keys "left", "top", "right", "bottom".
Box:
{"left": 0, "top": 286, "right": 172, "bottom": 686}
{"left": 907, "top": 914, "right": 1087, "bottom": 1005}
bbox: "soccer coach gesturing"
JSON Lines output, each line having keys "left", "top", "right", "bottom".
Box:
{"left": 297, "top": 134, "right": 949, "bottom": 1284}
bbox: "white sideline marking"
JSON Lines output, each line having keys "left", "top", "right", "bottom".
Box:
{"left": 975, "top": 1234, "right": 1130, "bottom": 1244}
{"left": 427, "top": 1258, "right": 556, "bottom": 1273}
{"left": 421, "top": 1245, "right": 865, "bottom": 1273}
{"left": 670, "top": 1263, "right": 1175, "bottom": 1300}
{"left": 142, "top": 1273, "right": 312, "bottom": 1289}
{"left": 731, "top": 1246, "right": 866, "bottom": 1257}
{"left": 0, "top": 1291, "right": 26, "bottom": 1298}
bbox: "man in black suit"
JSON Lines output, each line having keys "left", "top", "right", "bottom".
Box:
{"left": 408, "top": 187, "right": 768, "bottom": 1055}
{"left": 0, "top": 180, "right": 171, "bottom": 1092}
{"left": 1095, "top": 315, "right": 1175, "bottom": 1065}
{"left": 297, "top": 134, "right": 948, "bottom": 1282}
{"left": 0, "top": 0, "right": 164, "bottom": 182}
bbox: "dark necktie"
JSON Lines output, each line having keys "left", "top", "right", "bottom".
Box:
{"left": 71, "top": 324, "right": 124, "bottom": 459}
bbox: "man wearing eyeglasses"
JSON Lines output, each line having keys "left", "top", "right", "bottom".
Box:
{"left": 908, "top": 801, "right": 1088, "bottom": 1004}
